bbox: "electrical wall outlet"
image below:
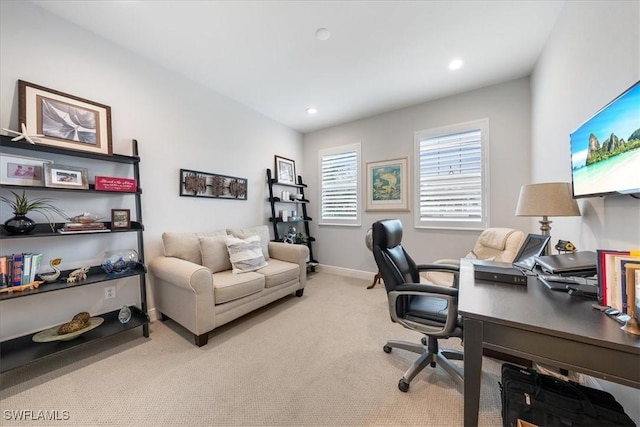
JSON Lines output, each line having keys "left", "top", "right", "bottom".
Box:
{"left": 104, "top": 286, "right": 116, "bottom": 299}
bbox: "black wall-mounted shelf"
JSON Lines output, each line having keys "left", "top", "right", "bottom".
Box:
{"left": 0, "top": 134, "right": 149, "bottom": 372}
{"left": 266, "top": 168, "right": 318, "bottom": 271}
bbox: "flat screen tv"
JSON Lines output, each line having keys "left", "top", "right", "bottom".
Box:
{"left": 570, "top": 80, "right": 640, "bottom": 198}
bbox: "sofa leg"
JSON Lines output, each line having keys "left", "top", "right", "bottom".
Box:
{"left": 295, "top": 289, "right": 304, "bottom": 297}
{"left": 194, "top": 333, "right": 209, "bottom": 347}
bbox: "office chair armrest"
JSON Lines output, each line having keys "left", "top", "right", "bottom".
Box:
{"left": 395, "top": 283, "right": 458, "bottom": 297}
{"left": 388, "top": 288, "right": 459, "bottom": 337}
{"left": 416, "top": 264, "right": 459, "bottom": 288}
{"left": 430, "top": 258, "right": 461, "bottom": 266}
{"left": 416, "top": 263, "right": 459, "bottom": 273}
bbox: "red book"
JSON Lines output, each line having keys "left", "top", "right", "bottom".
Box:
{"left": 94, "top": 176, "right": 137, "bottom": 192}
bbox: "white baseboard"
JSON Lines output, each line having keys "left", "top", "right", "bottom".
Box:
{"left": 314, "top": 264, "right": 376, "bottom": 282}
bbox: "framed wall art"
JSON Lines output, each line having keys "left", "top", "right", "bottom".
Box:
{"left": 18, "top": 80, "right": 113, "bottom": 155}
{"left": 179, "top": 168, "right": 247, "bottom": 200}
{"left": 366, "top": 157, "right": 409, "bottom": 212}
{"left": 274, "top": 155, "right": 296, "bottom": 185}
{"left": 44, "top": 164, "right": 89, "bottom": 189}
{"left": 0, "top": 154, "right": 52, "bottom": 187}
{"left": 111, "top": 209, "right": 131, "bottom": 230}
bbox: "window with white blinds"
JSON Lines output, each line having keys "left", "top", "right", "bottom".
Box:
{"left": 414, "top": 119, "right": 489, "bottom": 230}
{"left": 319, "top": 143, "right": 361, "bottom": 226}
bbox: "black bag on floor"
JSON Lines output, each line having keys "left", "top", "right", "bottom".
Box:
{"left": 500, "top": 363, "right": 636, "bottom": 427}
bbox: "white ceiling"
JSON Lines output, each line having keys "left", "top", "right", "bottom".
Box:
{"left": 31, "top": 1, "right": 565, "bottom": 134}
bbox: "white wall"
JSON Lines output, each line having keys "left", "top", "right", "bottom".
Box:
{"left": 0, "top": 1, "right": 302, "bottom": 338}
{"left": 303, "top": 78, "right": 532, "bottom": 274}
{"left": 531, "top": 1, "right": 640, "bottom": 252}
{"left": 531, "top": 1, "right": 640, "bottom": 421}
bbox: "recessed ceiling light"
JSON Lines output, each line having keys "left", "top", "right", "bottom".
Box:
{"left": 449, "top": 59, "right": 463, "bottom": 71}
{"left": 315, "top": 28, "right": 330, "bottom": 41}
{"left": 306, "top": 107, "right": 318, "bottom": 115}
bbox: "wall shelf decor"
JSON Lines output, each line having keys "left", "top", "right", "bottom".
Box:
{"left": 266, "top": 168, "right": 318, "bottom": 271}
{"left": 0, "top": 134, "right": 148, "bottom": 373}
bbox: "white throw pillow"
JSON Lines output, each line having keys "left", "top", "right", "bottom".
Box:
{"left": 225, "top": 235, "right": 268, "bottom": 274}
{"left": 227, "top": 226, "right": 270, "bottom": 260}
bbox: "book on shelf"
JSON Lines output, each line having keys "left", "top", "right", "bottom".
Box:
{"left": 11, "top": 253, "right": 23, "bottom": 287}
{"left": 29, "top": 253, "right": 43, "bottom": 283}
{"left": 57, "top": 228, "right": 111, "bottom": 234}
{"left": 21, "top": 253, "right": 32, "bottom": 286}
{"left": 58, "top": 222, "right": 108, "bottom": 233}
{"left": 0, "top": 256, "right": 8, "bottom": 289}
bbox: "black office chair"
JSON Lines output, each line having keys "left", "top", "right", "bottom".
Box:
{"left": 372, "top": 219, "right": 464, "bottom": 392}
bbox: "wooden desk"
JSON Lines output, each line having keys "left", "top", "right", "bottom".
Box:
{"left": 458, "top": 259, "right": 640, "bottom": 427}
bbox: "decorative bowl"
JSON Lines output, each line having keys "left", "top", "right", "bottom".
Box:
{"left": 100, "top": 249, "right": 139, "bottom": 275}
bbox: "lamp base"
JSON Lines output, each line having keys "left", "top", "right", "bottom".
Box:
{"left": 539, "top": 216, "right": 551, "bottom": 255}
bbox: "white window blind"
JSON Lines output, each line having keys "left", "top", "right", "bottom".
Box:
{"left": 319, "top": 144, "right": 360, "bottom": 226}
{"left": 414, "top": 120, "right": 489, "bottom": 230}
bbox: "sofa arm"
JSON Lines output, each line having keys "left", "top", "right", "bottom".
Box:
{"left": 268, "top": 242, "right": 309, "bottom": 286}
{"left": 148, "top": 256, "right": 216, "bottom": 336}
{"left": 149, "top": 256, "right": 213, "bottom": 296}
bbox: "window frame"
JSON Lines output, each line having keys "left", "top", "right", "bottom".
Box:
{"left": 318, "top": 143, "right": 361, "bottom": 227}
{"left": 413, "top": 119, "right": 490, "bottom": 230}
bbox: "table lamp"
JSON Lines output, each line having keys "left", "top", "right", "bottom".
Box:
{"left": 515, "top": 182, "right": 580, "bottom": 255}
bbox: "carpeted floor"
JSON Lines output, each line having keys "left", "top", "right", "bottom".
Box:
{"left": 0, "top": 272, "right": 504, "bottom": 426}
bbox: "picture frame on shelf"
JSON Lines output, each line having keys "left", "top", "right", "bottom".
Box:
{"left": 179, "top": 168, "right": 247, "bottom": 200}
{"left": 366, "top": 157, "right": 410, "bottom": 212}
{"left": 44, "top": 163, "right": 89, "bottom": 189}
{"left": 18, "top": 80, "right": 113, "bottom": 156}
{"left": 111, "top": 208, "right": 131, "bottom": 230}
{"left": 275, "top": 155, "right": 296, "bottom": 185}
{"left": 0, "top": 154, "right": 52, "bottom": 187}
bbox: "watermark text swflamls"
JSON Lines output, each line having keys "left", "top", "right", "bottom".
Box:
{"left": 3, "top": 410, "right": 70, "bottom": 421}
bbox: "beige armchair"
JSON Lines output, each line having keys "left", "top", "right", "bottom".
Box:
{"left": 421, "top": 227, "right": 525, "bottom": 286}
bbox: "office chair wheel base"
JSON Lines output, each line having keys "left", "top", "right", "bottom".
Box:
{"left": 383, "top": 345, "right": 392, "bottom": 353}
{"left": 430, "top": 362, "right": 436, "bottom": 368}
{"left": 398, "top": 379, "right": 410, "bottom": 392}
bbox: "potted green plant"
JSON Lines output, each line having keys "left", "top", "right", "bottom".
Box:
{"left": 1, "top": 190, "right": 67, "bottom": 234}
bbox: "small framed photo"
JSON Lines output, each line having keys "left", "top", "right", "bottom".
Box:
{"left": 111, "top": 209, "right": 131, "bottom": 230}
{"left": 44, "top": 164, "right": 89, "bottom": 189}
{"left": 275, "top": 155, "right": 296, "bottom": 185}
{"left": 18, "top": 80, "right": 113, "bottom": 155}
{"left": 0, "top": 154, "right": 52, "bottom": 186}
{"left": 366, "top": 157, "right": 410, "bottom": 212}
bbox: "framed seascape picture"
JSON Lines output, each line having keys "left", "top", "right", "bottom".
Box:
{"left": 275, "top": 155, "right": 296, "bottom": 185}
{"left": 179, "top": 168, "right": 247, "bottom": 200}
{"left": 366, "top": 157, "right": 409, "bottom": 212}
{"left": 44, "top": 164, "right": 89, "bottom": 189}
{"left": 0, "top": 154, "right": 52, "bottom": 186}
{"left": 18, "top": 80, "right": 113, "bottom": 155}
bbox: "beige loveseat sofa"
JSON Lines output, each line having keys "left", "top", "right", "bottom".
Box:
{"left": 149, "top": 225, "right": 309, "bottom": 346}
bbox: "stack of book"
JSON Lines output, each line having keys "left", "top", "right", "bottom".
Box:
{"left": 0, "top": 253, "right": 43, "bottom": 289}
{"left": 58, "top": 222, "right": 110, "bottom": 234}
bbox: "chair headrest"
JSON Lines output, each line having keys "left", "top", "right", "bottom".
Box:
{"left": 372, "top": 219, "right": 403, "bottom": 250}
{"left": 477, "top": 227, "right": 516, "bottom": 250}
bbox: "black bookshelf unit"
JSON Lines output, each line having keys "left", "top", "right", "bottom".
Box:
{"left": 0, "top": 135, "right": 149, "bottom": 373}
{"left": 266, "top": 168, "right": 318, "bottom": 271}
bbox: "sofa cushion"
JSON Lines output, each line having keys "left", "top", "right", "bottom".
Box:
{"left": 162, "top": 230, "right": 227, "bottom": 265}
{"left": 227, "top": 225, "right": 270, "bottom": 260}
{"left": 212, "top": 270, "right": 264, "bottom": 304}
{"left": 256, "top": 258, "right": 299, "bottom": 288}
{"left": 225, "top": 235, "right": 268, "bottom": 273}
{"left": 199, "top": 236, "right": 232, "bottom": 273}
